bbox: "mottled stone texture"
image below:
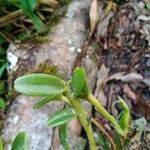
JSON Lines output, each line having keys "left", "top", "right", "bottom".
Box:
{"left": 7, "top": 0, "right": 91, "bottom": 78}
{"left": 1, "top": 96, "right": 64, "bottom": 150}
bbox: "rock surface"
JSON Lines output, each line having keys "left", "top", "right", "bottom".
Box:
{"left": 1, "top": 0, "right": 99, "bottom": 150}
{"left": 7, "top": 0, "right": 91, "bottom": 79}
{"left": 1, "top": 96, "right": 64, "bottom": 150}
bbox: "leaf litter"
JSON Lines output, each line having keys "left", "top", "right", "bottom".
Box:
{"left": 88, "top": 0, "right": 150, "bottom": 149}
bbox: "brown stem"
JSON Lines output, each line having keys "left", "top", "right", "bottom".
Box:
{"left": 0, "top": 10, "right": 23, "bottom": 28}
{"left": 91, "top": 118, "right": 116, "bottom": 150}
{"left": 0, "top": 32, "right": 15, "bottom": 44}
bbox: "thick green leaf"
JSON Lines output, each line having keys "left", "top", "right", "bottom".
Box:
{"left": 0, "top": 137, "right": 3, "bottom": 150}
{"left": 11, "top": 131, "right": 28, "bottom": 150}
{"left": 0, "top": 98, "right": 6, "bottom": 109}
{"left": 118, "top": 97, "right": 130, "bottom": 134}
{"left": 33, "top": 94, "right": 60, "bottom": 109}
{"left": 0, "top": 63, "right": 7, "bottom": 78}
{"left": 14, "top": 74, "right": 66, "bottom": 97}
{"left": 59, "top": 123, "right": 69, "bottom": 150}
{"left": 114, "top": 98, "right": 130, "bottom": 149}
{"left": 48, "top": 108, "right": 77, "bottom": 127}
{"left": 22, "top": 0, "right": 37, "bottom": 11}
{"left": 70, "top": 67, "right": 87, "bottom": 98}
{"left": 20, "top": 0, "right": 47, "bottom": 33}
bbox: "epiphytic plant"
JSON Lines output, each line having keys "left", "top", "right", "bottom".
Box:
{"left": 14, "top": 67, "right": 131, "bottom": 150}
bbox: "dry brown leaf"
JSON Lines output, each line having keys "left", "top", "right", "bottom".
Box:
{"left": 127, "top": 52, "right": 141, "bottom": 71}
{"left": 89, "top": 0, "right": 99, "bottom": 35}
{"left": 121, "top": 73, "right": 143, "bottom": 83}
{"left": 134, "top": 97, "right": 150, "bottom": 120}
{"left": 107, "top": 72, "right": 125, "bottom": 82}
{"left": 108, "top": 83, "right": 114, "bottom": 112}
{"left": 97, "top": 89, "right": 108, "bottom": 107}
{"left": 94, "top": 64, "right": 109, "bottom": 106}
{"left": 111, "top": 101, "right": 119, "bottom": 117}
{"left": 96, "top": 64, "right": 109, "bottom": 86}
{"left": 40, "top": 0, "right": 59, "bottom": 8}
{"left": 122, "top": 84, "right": 138, "bottom": 104}
{"left": 108, "top": 72, "right": 143, "bottom": 83}
{"left": 97, "top": 11, "right": 114, "bottom": 38}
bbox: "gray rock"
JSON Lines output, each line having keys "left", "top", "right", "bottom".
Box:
{"left": 143, "top": 79, "right": 150, "bottom": 89}
{"left": 144, "top": 70, "right": 150, "bottom": 79}
{"left": 7, "top": 0, "right": 91, "bottom": 79}
{"left": 146, "top": 58, "right": 150, "bottom": 67}
{"left": 51, "top": 127, "right": 86, "bottom": 150}
{"left": 2, "top": 0, "right": 99, "bottom": 150}
{"left": 1, "top": 96, "right": 64, "bottom": 150}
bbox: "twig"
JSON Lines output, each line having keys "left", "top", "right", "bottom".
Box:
{"left": 0, "top": 10, "right": 23, "bottom": 28}
{"left": 0, "top": 31, "right": 15, "bottom": 44}
{"left": 107, "top": 83, "right": 114, "bottom": 112}
{"left": 91, "top": 118, "right": 116, "bottom": 150}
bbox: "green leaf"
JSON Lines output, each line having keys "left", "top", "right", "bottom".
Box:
{"left": 22, "top": 0, "right": 37, "bottom": 11}
{"left": 0, "top": 81, "right": 5, "bottom": 95}
{"left": 118, "top": 97, "right": 130, "bottom": 134}
{"left": 33, "top": 94, "right": 60, "bottom": 109}
{"left": 14, "top": 74, "right": 66, "bottom": 97}
{"left": 59, "top": 123, "right": 69, "bottom": 150}
{"left": 114, "top": 132, "right": 122, "bottom": 150}
{"left": 11, "top": 131, "right": 28, "bottom": 150}
{"left": 0, "top": 137, "right": 3, "bottom": 150}
{"left": 48, "top": 108, "right": 77, "bottom": 127}
{"left": 70, "top": 67, "right": 87, "bottom": 98}
{"left": 20, "top": 0, "right": 47, "bottom": 33}
{"left": 0, "top": 63, "right": 7, "bottom": 78}
{"left": 0, "top": 98, "right": 6, "bottom": 109}
{"left": 94, "top": 132, "right": 110, "bottom": 150}
{"left": 114, "top": 98, "right": 130, "bottom": 149}
{"left": 146, "top": 2, "right": 150, "bottom": 9}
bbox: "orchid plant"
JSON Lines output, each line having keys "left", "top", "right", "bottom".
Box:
{"left": 14, "top": 67, "right": 131, "bottom": 150}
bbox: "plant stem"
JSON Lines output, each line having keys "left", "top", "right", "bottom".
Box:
{"left": 87, "top": 93, "right": 124, "bottom": 136}
{"left": 60, "top": 95, "right": 71, "bottom": 105}
{"left": 91, "top": 118, "right": 116, "bottom": 150}
{"left": 68, "top": 96, "right": 96, "bottom": 150}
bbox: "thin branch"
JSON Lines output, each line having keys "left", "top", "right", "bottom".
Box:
{"left": 91, "top": 118, "right": 116, "bottom": 150}
{"left": 0, "top": 10, "right": 23, "bottom": 28}
{"left": 0, "top": 31, "right": 15, "bottom": 44}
